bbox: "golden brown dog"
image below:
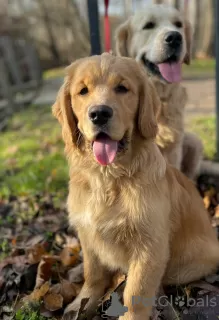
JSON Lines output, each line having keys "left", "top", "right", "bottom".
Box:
{"left": 115, "top": 3, "right": 203, "bottom": 179}
{"left": 52, "top": 53, "right": 219, "bottom": 320}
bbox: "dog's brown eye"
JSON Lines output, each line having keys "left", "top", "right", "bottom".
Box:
{"left": 115, "top": 85, "right": 129, "bottom": 94}
{"left": 79, "top": 87, "right": 88, "bottom": 95}
{"left": 143, "top": 22, "right": 155, "bottom": 30}
{"left": 175, "top": 21, "right": 183, "bottom": 28}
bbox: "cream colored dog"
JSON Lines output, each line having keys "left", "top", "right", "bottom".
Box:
{"left": 115, "top": 4, "right": 203, "bottom": 179}
{"left": 52, "top": 54, "right": 219, "bottom": 320}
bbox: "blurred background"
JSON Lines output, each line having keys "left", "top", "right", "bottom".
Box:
{"left": 0, "top": 2, "right": 219, "bottom": 317}
{"left": 0, "top": 0, "right": 217, "bottom": 195}
{"left": 0, "top": 0, "right": 217, "bottom": 198}
{"left": 0, "top": 0, "right": 216, "bottom": 68}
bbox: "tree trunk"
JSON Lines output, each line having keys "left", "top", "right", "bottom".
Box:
{"left": 195, "top": 0, "right": 214, "bottom": 58}
{"left": 37, "top": 0, "right": 61, "bottom": 64}
{"left": 200, "top": 0, "right": 214, "bottom": 57}
{"left": 153, "top": 0, "right": 163, "bottom": 4}
{"left": 192, "top": 0, "right": 201, "bottom": 57}
{"left": 174, "top": 0, "right": 181, "bottom": 10}
{"left": 208, "top": 0, "right": 216, "bottom": 56}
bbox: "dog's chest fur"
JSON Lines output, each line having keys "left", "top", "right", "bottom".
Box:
{"left": 153, "top": 80, "right": 187, "bottom": 149}
{"left": 67, "top": 171, "right": 163, "bottom": 272}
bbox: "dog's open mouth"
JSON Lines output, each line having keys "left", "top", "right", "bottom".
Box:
{"left": 92, "top": 132, "right": 127, "bottom": 166}
{"left": 141, "top": 55, "right": 182, "bottom": 83}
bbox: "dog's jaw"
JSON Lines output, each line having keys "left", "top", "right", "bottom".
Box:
{"left": 140, "top": 54, "right": 182, "bottom": 83}
{"left": 141, "top": 55, "right": 166, "bottom": 82}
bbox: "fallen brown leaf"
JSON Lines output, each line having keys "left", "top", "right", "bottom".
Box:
{"left": 205, "top": 273, "right": 219, "bottom": 283}
{"left": 214, "top": 205, "right": 219, "bottom": 218}
{"left": 27, "top": 282, "right": 50, "bottom": 302}
{"left": 189, "top": 280, "right": 219, "bottom": 294}
{"left": 44, "top": 292, "right": 63, "bottom": 311}
{"left": 54, "top": 233, "right": 65, "bottom": 247}
{"left": 203, "top": 187, "right": 216, "bottom": 209}
{"left": 64, "top": 236, "right": 80, "bottom": 248}
{"left": 203, "top": 196, "right": 211, "bottom": 210}
{"left": 60, "top": 247, "right": 80, "bottom": 268}
{"left": 67, "top": 263, "right": 84, "bottom": 283}
{"left": 0, "top": 255, "right": 27, "bottom": 274}
{"left": 26, "top": 234, "right": 45, "bottom": 248}
{"left": 26, "top": 243, "right": 47, "bottom": 264}
{"left": 35, "top": 255, "right": 60, "bottom": 289}
{"left": 39, "top": 305, "right": 54, "bottom": 319}
{"left": 50, "top": 279, "right": 77, "bottom": 304}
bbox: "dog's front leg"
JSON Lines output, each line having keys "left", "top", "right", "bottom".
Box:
{"left": 64, "top": 232, "right": 113, "bottom": 320}
{"left": 120, "top": 243, "right": 169, "bottom": 320}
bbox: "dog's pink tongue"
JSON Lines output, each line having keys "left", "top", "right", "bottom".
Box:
{"left": 93, "top": 135, "right": 118, "bottom": 166}
{"left": 158, "top": 62, "right": 182, "bottom": 83}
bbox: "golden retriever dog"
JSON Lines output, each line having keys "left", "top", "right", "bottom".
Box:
{"left": 52, "top": 53, "right": 219, "bottom": 320}
{"left": 115, "top": 3, "right": 203, "bottom": 179}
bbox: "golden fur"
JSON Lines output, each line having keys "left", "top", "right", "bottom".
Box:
{"left": 115, "top": 3, "right": 203, "bottom": 179}
{"left": 52, "top": 53, "right": 219, "bottom": 320}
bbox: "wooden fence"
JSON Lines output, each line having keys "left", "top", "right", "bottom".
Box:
{"left": 0, "top": 36, "right": 42, "bottom": 130}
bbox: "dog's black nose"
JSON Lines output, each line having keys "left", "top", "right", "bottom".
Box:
{"left": 165, "top": 31, "right": 182, "bottom": 48}
{"left": 89, "top": 105, "right": 113, "bottom": 126}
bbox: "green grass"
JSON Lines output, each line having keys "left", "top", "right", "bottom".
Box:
{"left": 0, "top": 105, "right": 68, "bottom": 198}
{"left": 43, "top": 59, "right": 216, "bottom": 80}
{"left": 187, "top": 115, "right": 216, "bottom": 159}
{"left": 0, "top": 106, "right": 216, "bottom": 199}
{"left": 15, "top": 302, "right": 55, "bottom": 320}
{"left": 43, "top": 67, "right": 65, "bottom": 80}
{"left": 183, "top": 58, "right": 215, "bottom": 78}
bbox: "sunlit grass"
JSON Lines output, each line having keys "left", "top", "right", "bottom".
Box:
{"left": 0, "top": 104, "right": 217, "bottom": 199}
{"left": 43, "top": 59, "right": 216, "bottom": 81}
{"left": 0, "top": 105, "right": 68, "bottom": 198}
{"left": 183, "top": 58, "right": 215, "bottom": 77}
{"left": 187, "top": 115, "right": 216, "bottom": 160}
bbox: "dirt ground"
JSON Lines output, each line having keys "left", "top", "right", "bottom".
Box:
{"left": 183, "top": 78, "right": 215, "bottom": 118}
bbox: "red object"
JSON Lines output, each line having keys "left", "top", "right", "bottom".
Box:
{"left": 104, "top": 0, "right": 111, "bottom": 52}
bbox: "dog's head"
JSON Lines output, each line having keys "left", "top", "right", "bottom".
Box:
{"left": 52, "top": 53, "right": 159, "bottom": 167}
{"left": 115, "top": 4, "right": 192, "bottom": 83}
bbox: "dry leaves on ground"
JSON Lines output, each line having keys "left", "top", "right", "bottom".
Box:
{"left": 0, "top": 173, "right": 219, "bottom": 319}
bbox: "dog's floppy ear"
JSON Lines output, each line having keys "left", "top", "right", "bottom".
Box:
{"left": 52, "top": 67, "right": 78, "bottom": 149}
{"left": 115, "top": 20, "right": 130, "bottom": 56}
{"left": 138, "top": 74, "right": 159, "bottom": 139}
{"left": 183, "top": 19, "right": 193, "bottom": 65}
